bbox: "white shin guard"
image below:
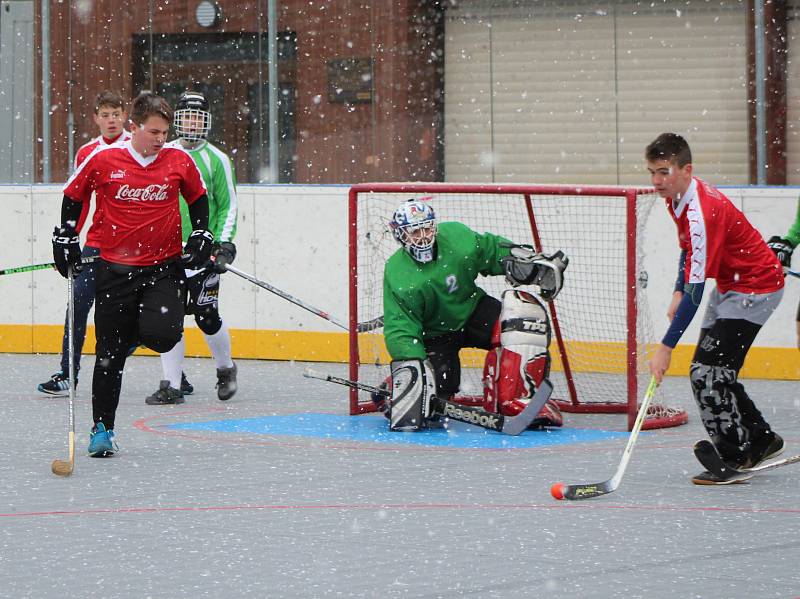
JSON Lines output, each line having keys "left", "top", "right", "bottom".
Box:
{"left": 204, "top": 322, "right": 234, "bottom": 370}
{"left": 160, "top": 336, "right": 186, "bottom": 390}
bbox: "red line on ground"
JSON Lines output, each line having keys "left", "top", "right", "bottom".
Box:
{"left": 2, "top": 501, "right": 800, "bottom": 520}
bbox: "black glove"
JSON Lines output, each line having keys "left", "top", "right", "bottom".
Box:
{"left": 52, "top": 224, "right": 82, "bottom": 278}
{"left": 370, "top": 379, "right": 391, "bottom": 420}
{"left": 181, "top": 229, "right": 214, "bottom": 268}
{"left": 767, "top": 235, "right": 794, "bottom": 268}
{"left": 212, "top": 241, "right": 237, "bottom": 274}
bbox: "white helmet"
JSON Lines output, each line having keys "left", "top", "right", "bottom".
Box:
{"left": 174, "top": 91, "right": 211, "bottom": 143}
{"left": 390, "top": 199, "right": 437, "bottom": 263}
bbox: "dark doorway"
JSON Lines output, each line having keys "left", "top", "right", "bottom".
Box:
{"left": 131, "top": 31, "right": 297, "bottom": 183}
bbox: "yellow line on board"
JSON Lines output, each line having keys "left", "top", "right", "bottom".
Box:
{"left": 0, "top": 324, "right": 797, "bottom": 380}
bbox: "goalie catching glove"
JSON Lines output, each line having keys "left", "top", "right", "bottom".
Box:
{"left": 501, "top": 246, "right": 568, "bottom": 300}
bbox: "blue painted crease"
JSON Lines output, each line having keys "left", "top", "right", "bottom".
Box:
{"left": 165, "top": 413, "right": 635, "bottom": 448}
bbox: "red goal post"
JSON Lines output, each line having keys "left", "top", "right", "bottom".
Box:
{"left": 347, "top": 183, "right": 688, "bottom": 431}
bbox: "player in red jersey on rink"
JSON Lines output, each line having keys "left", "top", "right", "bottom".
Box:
{"left": 644, "top": 132, "right": 785, "bottom": 485}
{"left": 37, "top": 91, "right": 131, "bottom": 396}
{"left": 52, "top": 91, "right": 212, "bottom": 457}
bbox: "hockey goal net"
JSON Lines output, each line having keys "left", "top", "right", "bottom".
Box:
{"left": 347, "top": 183, "right": 688, "bottom": 431}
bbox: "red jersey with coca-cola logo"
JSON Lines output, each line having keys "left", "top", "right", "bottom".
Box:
{"left": 666, "top": 177, "right": 783, "bottom": 294}
{"left": 74, "top": 130, "right": 132, "bottom": 247}
{"left": 63, "top": 141, "right": 206, "bottom": 266}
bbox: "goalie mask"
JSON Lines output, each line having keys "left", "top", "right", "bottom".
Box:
{"left": 390, "top": 199, "right": 437, "bottom": 263}
{"left": 174, "top": 91, "right": 211, "bottom": 143}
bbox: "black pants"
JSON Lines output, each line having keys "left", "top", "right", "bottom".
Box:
{"left": 424, "top": 295, "right": 501, "bottom": 396}
{"left": 92, "top": 260, "right": 185, "bottom": 430}
{"left": 691, "top": 318, "right": 770, "bottom": 458}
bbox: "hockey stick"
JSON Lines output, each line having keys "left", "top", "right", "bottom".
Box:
{"left": 0, "top": 255, "right": 98, "bottom": 277}
{"left": 551, "top": 376, "right": 658, "bottom": 500}
{"left": 304, "top": 368, "right": 387, "bottom": 395}
{"left": 303, "top": 368, "right": 553, "bottom": 435}
{"left": 224, "top": 264, "right": 380, "bottom": 332}
{"left": 51, "top": 266, "right": 76, "bottom": 477}
{"left": 224, "top": 264, "right": 348, "bottom": 329}
{"left": 784, "top": 268, "right": 800, "bottom": 279}
{"left": 693, "top": 439, "right": 800, "bottom": 483}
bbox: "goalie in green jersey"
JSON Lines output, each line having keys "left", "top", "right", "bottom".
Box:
{"left": 378, "top": 199, "right": 569, "bottom": 432}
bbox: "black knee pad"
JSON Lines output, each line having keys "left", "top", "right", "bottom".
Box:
{"left": 140, "top": 331, "right": 181, "bottom": 354}
{"left": 427, "top": 350, "right": 460, "bottom": 396}
{"left": 195, "top": 311, "right": 222, "bottom": 336}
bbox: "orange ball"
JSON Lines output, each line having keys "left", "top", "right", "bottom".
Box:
{"left": 550, "top": 482, "right": 565, "bottom": 500}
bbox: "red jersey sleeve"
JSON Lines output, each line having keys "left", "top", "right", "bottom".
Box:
{"left": 63, "top": 150, "right": 102, "bottom": 202}
{"left": 74, "top": 144, "right": 93, "bottom": 170}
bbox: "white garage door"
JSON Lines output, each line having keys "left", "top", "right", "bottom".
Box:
{"left": 444, "top": 0, "right": 748, "bottom": 185}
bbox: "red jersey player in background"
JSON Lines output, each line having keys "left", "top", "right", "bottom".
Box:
{"left": 645, "top": 132, "right": 785, "bottom": 485}
{"left": 52, "top": 91, "right": 213, "bottom": 457}
{"left": 37, "top": 91, "right": 131, "bottom": 395}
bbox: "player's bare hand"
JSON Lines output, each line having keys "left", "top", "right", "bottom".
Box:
{"left": 648, "top": 344, "right": 673, "bottom": 384}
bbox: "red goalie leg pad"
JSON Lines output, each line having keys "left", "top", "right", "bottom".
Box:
{"left": 480, "top": 319, "right": 504, "bottom": 412}
{"left": 530, "top": 400, "right": 563, "bottom": 428}
{"left": 496, "top": 348, "right": 549, "bottom": 416}
{"left": 482, "top": 348, "right": 500, "bottom": 413}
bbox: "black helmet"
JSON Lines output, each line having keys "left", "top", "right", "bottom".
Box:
{"left": 174, "top": 91, "right": 211, "bottom": 142}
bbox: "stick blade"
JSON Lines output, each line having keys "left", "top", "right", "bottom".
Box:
{"left": 500, "top": 379, "right": 553, "bottom": 435}
{"left": 51, "top": 458, "right": 74, "bottom": 477}
{"left": 561, "top": 481, "right": 615, "bottom": 500}
{"left": 302, "top": 369, "right": 325, "bottom": 381}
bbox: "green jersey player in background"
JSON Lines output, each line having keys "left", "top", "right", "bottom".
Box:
{"left": 377, "top": 199, "right": 568, "bottom": 431}
{"left": 146, "top": 91, "right": 239, "bottom": 405}
{"left": 766, "top": 198, "right": 800, "bottom": 349}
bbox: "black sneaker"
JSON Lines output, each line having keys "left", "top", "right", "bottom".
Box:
{"left": 743, "top": 432, "right": 784, "bottom": 468}
{"left": 145, "top": 380, "right": 185, "bottom": 405}
{"left": 216, "top": 362, "right": 237, "bottom": 401}
{"left": 37, "top": 371, "right": 76, "bottom": 396}
{"left": 691, "top": 470, "right": 752, "bottom": 485}
{"left": 180, "top": 372, "right": 194, "bottom": 395}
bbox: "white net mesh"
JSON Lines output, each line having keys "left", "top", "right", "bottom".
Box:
{"left": 350, "top": 185, "right": 687, "bottom": 429}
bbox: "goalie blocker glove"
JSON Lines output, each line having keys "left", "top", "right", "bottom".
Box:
{"left": 766, "top": 235, "right": 794, "bottom": 268}
{"left": 52, "top": 223, "right": 83, "bottom": 278}
{"left": 388, "top": 359, "right": 438, "bottom": 432}
{"left": 212, "top": 241, "right": 237, "bottom": 273}
{"left": 501, "top": 246, "right": 569, "bottom": 300}
{"left": 182, "top": 229, "right": 214, "bottom": 268}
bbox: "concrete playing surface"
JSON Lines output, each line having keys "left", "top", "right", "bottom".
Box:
{"left": 0, "top": 353, "right": 798, "bottom": 598}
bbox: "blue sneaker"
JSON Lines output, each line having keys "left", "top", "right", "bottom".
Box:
{"left": 88, "top": 422, "right": 118, "bottom": 457}
{"left": 37, "top": 371, "right": 76, "bottom": 396}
